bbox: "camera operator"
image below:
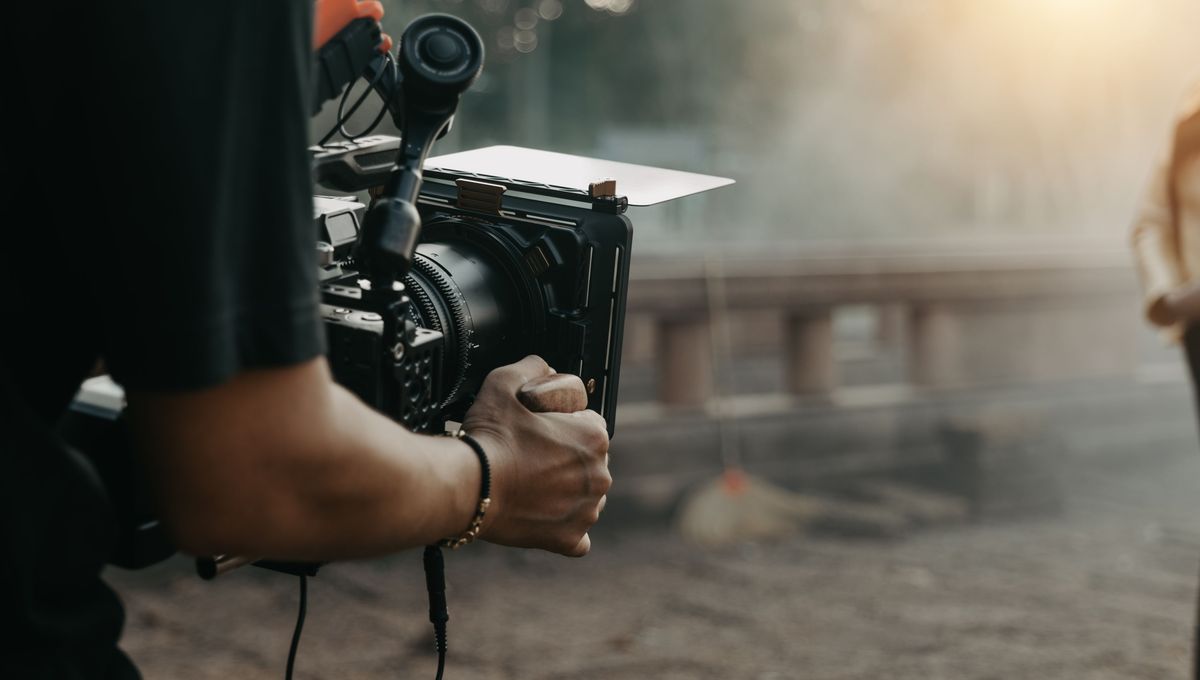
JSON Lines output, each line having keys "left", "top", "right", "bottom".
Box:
{"left": 1130, "top": 80, "right": 1200, "bottom": 679}
{"left": 0, "top": 3, "right": 609, "bottom": 678}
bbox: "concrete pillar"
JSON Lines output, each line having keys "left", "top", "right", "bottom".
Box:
{"left": 785, "top": 310, "right": 836, "bottom": 396}
{"left": 908, "top": 303, "right": 963, "bottom": 388}
{"left": 656, "top": 316, "right": 712, "bottom": 408}
{"left": 875, "top": 303, "right": 906, "bottom": 348}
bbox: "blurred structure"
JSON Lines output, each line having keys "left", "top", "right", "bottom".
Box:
{"left": 613, "top": 243, "right": 1153, "bottom": 524}
{"left": 315, "top": 0, "right": 1200, "bottom": 526}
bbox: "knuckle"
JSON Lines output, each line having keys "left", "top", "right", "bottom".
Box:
{"left": 584, "top": 425, "right": 609, "bottom": 455}
{"left": 588, "top": 411, "right": 610, "bottom": 433}
{"left": 482, "top": 365, "right": 511, "bottom": 388}
{"left": 516, "top": 357, "right": 552, "bottom": 378}
{"left": 477, "top": 369, "right": 511, "bottom": 395}
{"left": 519, "top": 354, "right": 551, "bottom": 374}
{"left": 597, "top": 468, "right": 613, "bottom": 494}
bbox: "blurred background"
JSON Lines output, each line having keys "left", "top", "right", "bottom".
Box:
{"left": 112, "top": 1, "right": 1200, "bottom": 678}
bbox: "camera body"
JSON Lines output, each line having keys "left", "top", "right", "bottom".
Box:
{"left": 313, "top": 163, "right": 632, "bottom": 435}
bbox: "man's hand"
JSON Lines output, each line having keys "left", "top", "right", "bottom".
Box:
{"left": 462, "top": 356, "right": 611, "bottom": 557}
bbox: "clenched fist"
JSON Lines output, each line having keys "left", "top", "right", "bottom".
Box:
{"left": 462, "top": 356, "right": 611, "bottom": 557}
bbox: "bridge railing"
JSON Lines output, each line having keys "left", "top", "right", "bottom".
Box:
{"left": 620, "top": 243, "right": 1142, "bottom": 409}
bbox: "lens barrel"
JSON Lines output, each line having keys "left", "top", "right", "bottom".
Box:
{"left": 403, "top": 228, "right": 532, "bottom": 408}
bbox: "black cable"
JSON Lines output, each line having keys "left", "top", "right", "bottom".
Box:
{"left": 423, "top": 432, "right": 490, "bottom": 679}
{"left": 342, "top": 83, "right": 390, "bottom": 141}
{"left": 424, "top": 546, "right": 449, "bottom": 680}
{"left": 318, "top": 53, "right": 395, "bottom": 147}
{"left": 360, "top": 54, "right": 397, "bottom": 139}
{"left": 332, "top": 75, "right": 377, "bottom": 141}
{"left": 318, "top": 82, "right": 370, "bottom": 146}
{"left": 285, "top": 574, "right": 308, "bottom": 680}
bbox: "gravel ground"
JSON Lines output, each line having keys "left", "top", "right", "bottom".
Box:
{"left": 108, "top": 451, "right": 1199, "bottom": 680}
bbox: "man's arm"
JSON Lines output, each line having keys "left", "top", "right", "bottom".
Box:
{"left": 127, "top": 355, "right": 610, "bottom": 560}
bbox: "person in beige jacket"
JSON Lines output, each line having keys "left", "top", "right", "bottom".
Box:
{"left": 1133, "top": 83, "right": 1200, "bottom": 331}
{"left": 1130, "top": 80, "right": 1200, "bottom": 680}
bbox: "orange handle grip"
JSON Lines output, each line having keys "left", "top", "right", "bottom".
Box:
{"left": 517, "top": 374, "right": 589, "bottom": 414}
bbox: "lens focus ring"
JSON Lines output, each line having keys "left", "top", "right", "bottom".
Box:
{"left": 406, "top": 252, "right": 472, "bottom": 407}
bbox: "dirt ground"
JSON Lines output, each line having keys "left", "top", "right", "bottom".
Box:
{"left": 108, "top": 450, "right": 1199, "bottom": 680}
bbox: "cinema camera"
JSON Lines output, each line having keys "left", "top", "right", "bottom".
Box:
{"left": 65, "top": 9, "right": 731, "bottom": 678}
{"left": 309, "top": 25, "right": 731, "bottom": 438}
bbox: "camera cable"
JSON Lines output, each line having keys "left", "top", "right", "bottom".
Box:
{"left": 424, "top": 545, "right": 449, "bottom": 680}
{"left": 424, "top": 430, "right": 493, "bottom": 679}
{"left": 285, "top": 574, "right": 308, "bottom": 680}
{"left": 318, "top": 52, "right": 395, "bottom": 147}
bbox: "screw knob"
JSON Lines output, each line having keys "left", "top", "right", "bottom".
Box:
{"left": 316, "top": 241, "right": 335, "bottom": 267}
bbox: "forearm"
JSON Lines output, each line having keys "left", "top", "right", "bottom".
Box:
{"left": 131, "top": 354, "right": 610, "bottom": 561}
{"left": 130, "top": 359, "right": 482, "bottom": 560}
{"left": 278, "top": 382, "right": 482, "bottom": 559}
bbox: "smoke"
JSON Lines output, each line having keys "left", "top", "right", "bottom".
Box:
{"left": 722, "top": 0, "right": 1200, "bottom": 245}
{"left": 371, "top": 0, "right": 1200, "bottom": 249}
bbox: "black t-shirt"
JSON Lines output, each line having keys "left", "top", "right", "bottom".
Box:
{"left": 1, "top": 2, "right": 323, "bottom": 677}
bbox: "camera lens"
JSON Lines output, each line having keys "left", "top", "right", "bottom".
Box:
{"left": 403, "top": 228, "right": 538, "bottom": 410}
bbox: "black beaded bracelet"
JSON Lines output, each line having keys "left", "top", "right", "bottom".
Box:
{"left": 439, "top": 430, "right": 492, "bottom": 550}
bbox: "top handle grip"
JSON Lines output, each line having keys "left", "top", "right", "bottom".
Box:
{"left": 356, "top": 14, "right": 484, "bottom": 289}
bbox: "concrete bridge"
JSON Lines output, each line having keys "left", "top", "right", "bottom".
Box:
{"left": 608, "top": 241, "right": 1192, "bottom": 522}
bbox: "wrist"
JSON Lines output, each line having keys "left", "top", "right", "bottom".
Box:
{"left": 461, "top": 428, "right": 511, "bottom": 537}
{"left": 438, "top": 431, "right": 492, "bottom": 549}
{"left": 422, "top": 432, "right": 482, "bottom": 541}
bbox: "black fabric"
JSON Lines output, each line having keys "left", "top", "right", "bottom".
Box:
{"left": 1, "top": 2, "right": 321, "bottom": 677}
{"left": 1183, "top": 324, "right": 1200, "bottom": 680}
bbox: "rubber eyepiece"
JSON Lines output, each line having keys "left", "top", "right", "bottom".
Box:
{"left": 422, "top": 32, "right": 462, "bottom": 66}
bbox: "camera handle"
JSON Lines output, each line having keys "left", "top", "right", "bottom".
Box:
{"left": 356, "top": 14, "right": 484, "bottom": 297}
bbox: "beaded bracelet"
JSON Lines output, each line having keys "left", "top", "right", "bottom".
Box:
{"left": 438, "top": 430, "right": 492, "bottom": 550}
